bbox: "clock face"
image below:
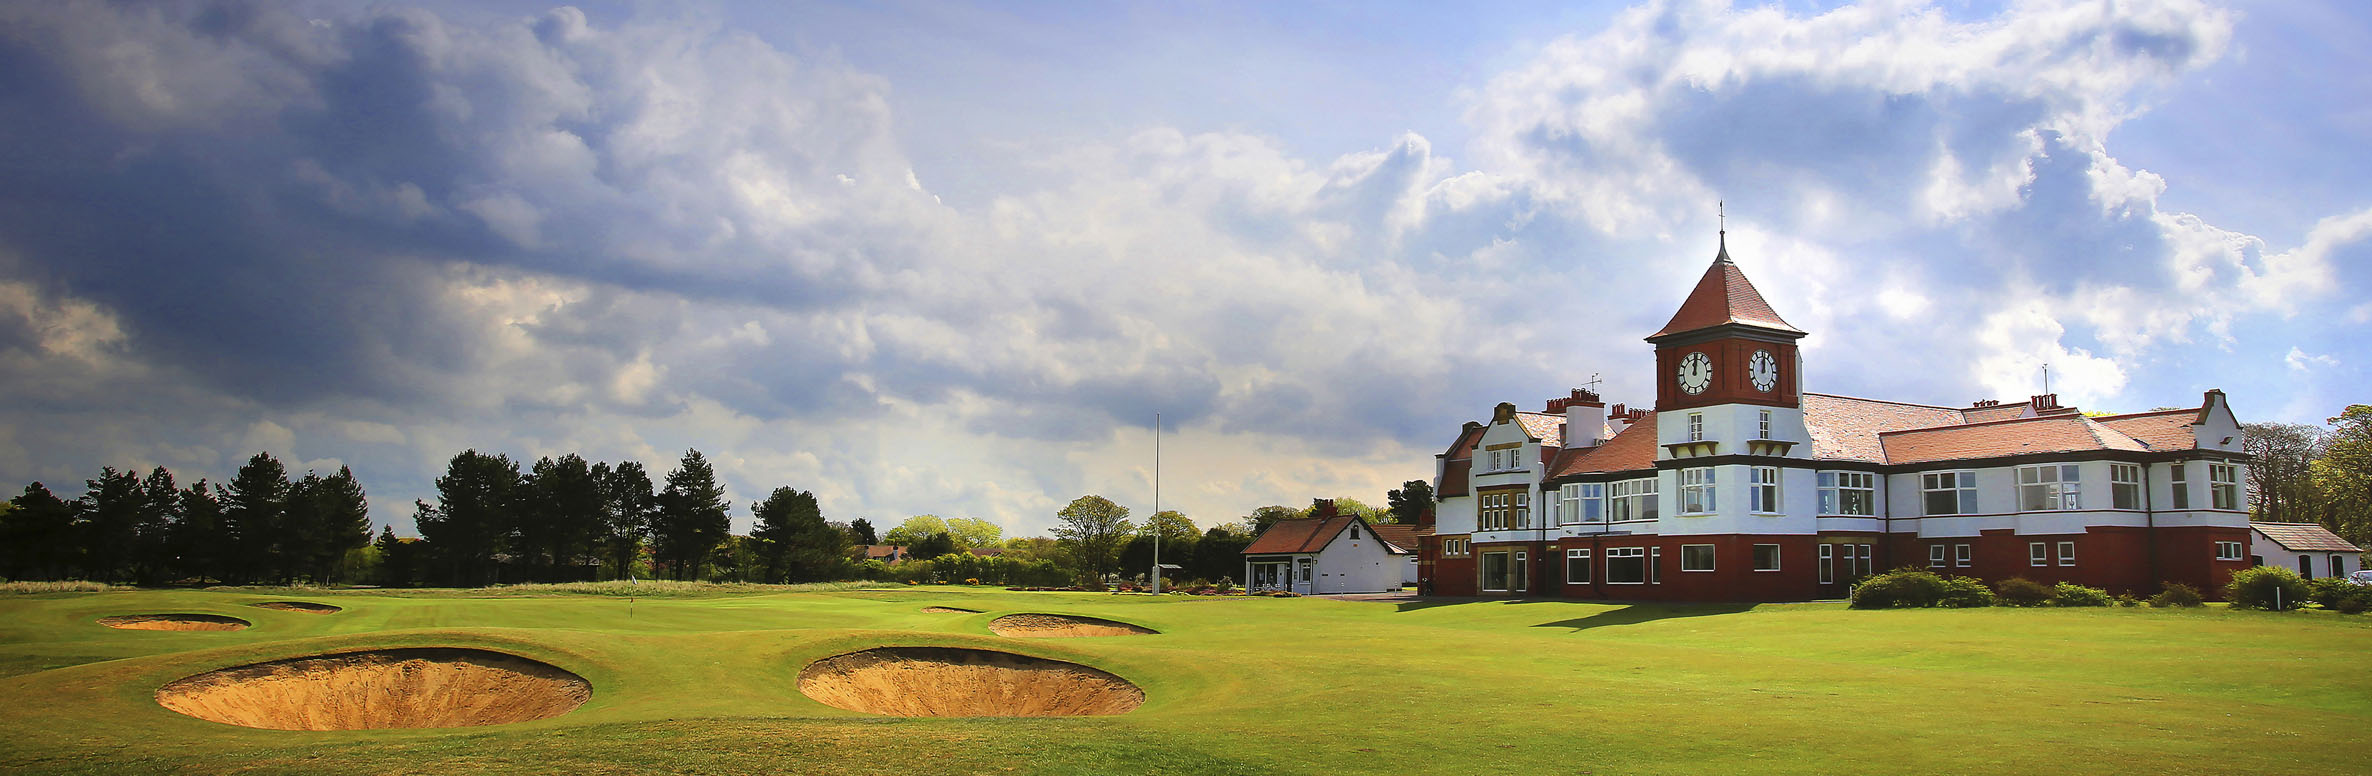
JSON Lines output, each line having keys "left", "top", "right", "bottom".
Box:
{"left": 1677, "top": 352, "right": 1713, "bottom": 395}
{"left": 1749, "top": 350, "right": 1779, "bottom": 392}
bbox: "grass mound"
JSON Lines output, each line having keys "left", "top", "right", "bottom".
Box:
{"left": 249, "top": 601, "right": 342, "bottom": 614}
{"left": 156, "top": 648, "right": 590, "bottom": 730}
{"left": 797, "top": 646, "right": 1143, "bottom": 717}
{"left": 921, "top": 606, "right": 981, "bottom": 614}
{"left": 97, "top": 614, "right": 250, "bottom": 631}
{"left": 987, "top": 613, "right": 1157, "bottom": 638}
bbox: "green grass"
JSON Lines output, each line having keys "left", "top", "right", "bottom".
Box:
{"left": 0, "top": 587, "right": 2366, "bottom": 775}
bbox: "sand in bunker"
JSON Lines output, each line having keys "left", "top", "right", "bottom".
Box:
{"left": 250, "top": 601, "right": 342, "bottom": 614}
{"left": 921, "top": 606, "right": 980, "bottom": 614}
{"left": 987, "top": 613, "right": 1157, "bottom": 638}
{"left": 156, "top": 648, "right": 591, "bottom": 731}
{"left": 798, "top": 646, "right": 1143, "bottom": 717}
{"left": 98, "top": 614, "right": 250, "bottom": 631}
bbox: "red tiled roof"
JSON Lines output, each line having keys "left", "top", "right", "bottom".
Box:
{"left": 1441, "top": 424, "right": 1483, "bottom": 460}
{"left": 1244, "top": 516, "right": 1409, "bottom": 555}
{"left": 1514, "top": 412, "right": 1565, "bottom": 447}
{"left": 1244, "top": 516, "right": 1356, "bottom": 555}
{"left": 2253, "top": 522, "right": 2363, "bottom": 553}
{"left": 1438, "top": 457, "right": 1473, "bottom": 497}
{"left": 1545, "top": 411, "right": 1660, "bottom": 479}
{"left": 2093, "top": 409, "right": 2199, "bottom": 452}
{"left": 1368, "top": 523, "right": 1421, "bottom": 554}
{"left": 1878, "top": 415, "right": 2147, "bottom": 465}
{"left": 1802, "top": 393, "right": 1966, "bottom": 462}
{"left": 1648, "top": 250, "right": 1803, "bottom": 339}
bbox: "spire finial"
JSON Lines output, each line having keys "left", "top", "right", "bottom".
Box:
{"left": 1715, "top": 200, "right": 1730, "bottom": 263}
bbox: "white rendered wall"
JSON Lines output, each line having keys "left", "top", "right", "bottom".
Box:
{"left": 1313, "top": 526, "right": 1405, "bottom": 593}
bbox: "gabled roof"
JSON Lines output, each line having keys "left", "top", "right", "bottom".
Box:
{"left": 2092, "top": 409, "right": 2199, "bottom": 452}
{"left": 1513, "top": 412, "right": 1566, "bottom": 448}
{"left": 1367, "top": 523, "right": 1421, "bottom": 555}
{"left": 1802, "top": 393, "right": 1966, "bottom": 462}
{"left": 1545, "top": 411, "right": 1660, "bottom": 480}
{"left": 1647, "top": 244, "right": 1803, "bottom": 340}
{"left": 1878, "top": 414, "right": 2148, "bottom": 465}
{"left": 1243, "top": 516, "right": 1408, "bottom": 556}
{"left": 1962, "top": 403, "right": 2029, "bottom": 424}
{"left": 2252, "top": 522, "right": 2362, "bottom": 553}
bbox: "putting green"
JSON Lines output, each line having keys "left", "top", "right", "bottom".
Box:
{"left": 0, "top": 586, "right": 2366, "bottom": 775}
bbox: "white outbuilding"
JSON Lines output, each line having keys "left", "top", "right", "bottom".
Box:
{"left": 2249, "top": 522, "right": 2363, "bottom": 580}
{"left": 1242, "top": 515, "right": 1413, "bottom": 595}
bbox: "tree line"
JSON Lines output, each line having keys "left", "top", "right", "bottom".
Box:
{"left": 2245, "top": 405, "right": 2372, "bottom": 544}
{"left": 1, "top": 441, "right": 1445, "bottom": 588}
{"left": 0, "top": 453, "right": 369, "bottom": 585}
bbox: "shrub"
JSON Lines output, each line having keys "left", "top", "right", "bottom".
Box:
{"left": 2304, "top": 577, "right": 2356, "bottom": 609}
{"left": 2050, "top": 582, "right": 2113, "bottom": 607}
{"left": 1993, "top": 577, "right": 2052, "bottom": 607}
{"left": 1849, "top": 569, "right": 1951, "bottom": 609}
{"left": 2148, "top": 582, "right": 2205, "bottom": 608}
{"left": 2224, "top": 565, "right": 2309, "bottom": 610}
{"left": 1938, "top": 576, "right": 1995, "bottom": 608}
{"left": 2333, "top": 593, "right": 2370, "bottom": 615}
{"left": 2112, "top": 593, "right": 2142, "bottom": 607}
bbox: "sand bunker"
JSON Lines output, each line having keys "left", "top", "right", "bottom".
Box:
{"left": 921, "top": 606, "right": 980, "bottom": 614}
{"left": 250, "top": 601, "right": 342, "bottom": 614}
{"left": 797, "top": 646, "right": 1142, "bottom": 717}
{"left": 98, "top": 614, "right": 250, "bottom": 631}
{"left": 987, "top": 613, "right": 1157, "bottom": 638}
{"left": 156, "top": 648, "right": 591, "bottom": 730}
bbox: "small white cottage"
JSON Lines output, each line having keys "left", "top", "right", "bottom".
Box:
{"left": 1242, "top": 514, "right": 1413, "bottom": 595}
{"left": 2249, "top": 523, "right": 2363, "bottom": 580}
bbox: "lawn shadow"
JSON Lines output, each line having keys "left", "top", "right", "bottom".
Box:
{"left": 1532, "top": 603, "right": 1756, "bottom": 631}
{"left": 1393, "top": 596, "right": 1570, "bottom": 613}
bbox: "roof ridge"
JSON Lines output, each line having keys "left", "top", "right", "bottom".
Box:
{"left": 2094, "top": 408, "right": 2201, "bottom": 420}
{"left": 1803, "top": 392, "right": 1963, "bottom": 411}
{"left": 1876, "top": 413, "right": 2083, "bottom": 436}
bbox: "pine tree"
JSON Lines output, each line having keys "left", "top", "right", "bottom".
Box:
{"left": 170, "top": 482, "right": 225, "bottom": 583}
{"left": 222, "top": 453, "right": 291, "bottom": 585}
{"left": 524, "top": 454, "right": 601, "bottom": 581}
{"left": 422, "top": 450, "right": 521, "bottom": 586}
{"left": 653, "top": 449, "right": 730, "bottom": 581}
{"left": 80, "top": 467, "right": 144, "bottom": 582}
{"left": 596, "top": 461, "right": 655, "bottom": 580}
{"left": 133, "top": 468, "right": 179, "bottom": 584}
{"left": 309, "top": 467, "right": 371, "bottom": 583}
{"left": 4, "top": 483, "right": 81, "bottom": 579}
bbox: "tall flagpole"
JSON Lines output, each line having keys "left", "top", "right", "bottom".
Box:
{"left": 1143, "top": 412, "right": 1152, "bottom": 595}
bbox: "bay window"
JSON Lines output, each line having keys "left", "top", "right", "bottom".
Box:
{"left": 1819, "top": 471, "right": 1875, "bottom": 516}
{"left": 1923, "top": 471, "right": 1978, "bottom": 515}
{"left": 1609, "top": 478, "right": 1659, "bottom": 522}
{"left": 2110, "top": 464, "right": 2141, "bottom": 509}
{"left": 2209, "top": 464, "right": 2239, "bottom": 510}
{"left": 2018, "top": 464, "right": 2081, "bottom": 511}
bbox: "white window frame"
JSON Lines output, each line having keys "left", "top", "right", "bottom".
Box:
{"left": 1488, "top": 450, "right": 1502, "bottom": 471}
{"left": 1681, "top": 544, "right": 1716, "bottom": 572}
{"left": 1688, "top": 413, "right": 1704, "bottom": 442}
{"left": 1565, "top": 483, "right": 1604, "bottom": 523}
{"left": 1817, "top": 544, "right": 1835, "bottom": 584}
{"left": 1928, "top": 544, "right": 1947, "bottom": 568}
{"left": 2057, "top": 540, "right": 2076, "bottom": 567}
{"left": 2169, "top": 464, "right": 2190, "bottom": 509}
{"left": 1752, "top": 543, "right": 1781, "bottom": 572}
{"left": 1922, "top": 471, "right": 1978, "bottom": 516}
{"left": 2018, "top": 464, "right": 2082, "bottom": 512}
{"left": 1566, "top": 548, "right": 1591, "bottom": 584}
{"left": 1651, "top": 547, "right": 1663, "bottom": 584}
{"left": 2209, "top": 463, "right": 2239, "bottom": 511}
{"left": 1758, "top": 410, "right": 1772, "bottom": 440}
{"left": 1480, "top": 550, "right": 1510, "bottom": 592}
{"left": 1818, "top": 471, "right": 1875, "bottom": 516}
{"left": 1606, "top": 547, "right": 1646, "bottom": 584}
{"left": 1680, "top": 467, "right": 1718, "bottom": 515}
{"left": 1857, "top": 544, "right": 1874, "bottom": 578}
{"left": 1749, "top": 466, "right": 1780, "bottom": 514}
{"left": 2029, "top": 542, "right": 2048, "bottom": 567}
{"left": 1954, "top": 543, "right": 1972, "bottom": 567}
{"left": 1609, "top": 478, "right": 1659, "bottom": 522}
{"left": 2110, "top": 463, "right": 2141, "bottom": 510}
{"left": 1515, "top": 492, "right": 1530, "bottom": 529}
{"left": 2215, "top": 541, "right": 2242, "bottom": 561}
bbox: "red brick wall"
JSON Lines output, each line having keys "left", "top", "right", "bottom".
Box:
{"left": 1424, "top": 535, "right": 1477, "bottom": 596}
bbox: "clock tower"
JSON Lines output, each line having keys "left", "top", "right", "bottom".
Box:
{"left": 1646, "top": 232, "right": 1806, "bottom": 413}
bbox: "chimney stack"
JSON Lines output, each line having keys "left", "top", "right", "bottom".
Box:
{"left": 1555, "top": 388, "right": 1606, "bottom": 448}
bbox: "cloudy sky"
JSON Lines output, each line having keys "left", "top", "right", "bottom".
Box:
{"left": 1, "top": 0, "right": 2364, "bottom": 538}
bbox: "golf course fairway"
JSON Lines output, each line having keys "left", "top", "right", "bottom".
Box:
{"left": 1, "top": 585, "right": 2366, "bottom": 775}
